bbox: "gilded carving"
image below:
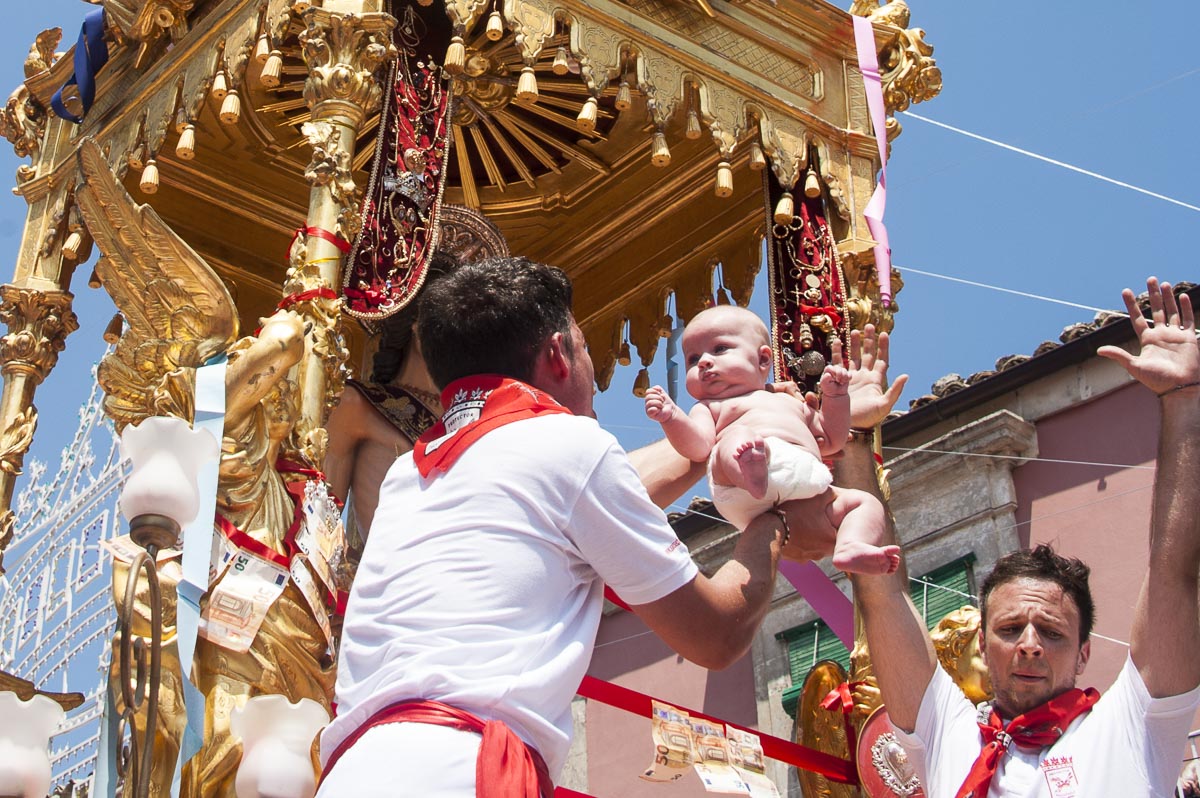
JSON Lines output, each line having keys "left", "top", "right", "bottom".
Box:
{"left": 507, "top": 0, "right": 555, "bottom": 64}
{"left": 571, "top": 19, "right": 622, "bottom": 95}
{"left": 100, "top": 0, "right": 199, "bottom": 69}
{"left": 302, "top": 121, "right": 360, "bottom": 240}
{"left": 24, "top": 27, "right": 62, "bottom": 79}
{"left": 299, "top": 6, "right": 398, "bottom": 128}
{"left": 850, "top": 0, "right": 942, "bottom": 131}
{"left": 0, "top": 510, "right": 13, "bottom": 570}
{"left": 636, "top": 47, "right": 685, "bottom": 128}
{"left": 0, "top": 406, "right": 37, "bottom": 477}
{"left": 759, "top": 117, "right": 809, "bottom": 190}
{"left": 72, "top": 138, "right": 236, "bottom": 430}
{"left": 698, "top": 81, "right": 744, "bottom": 157}
{"left": 444, "top": 0, "right": 491, "bottom": 35}
{"left": 0, "top": 286, "right": 79, "bottom": 383}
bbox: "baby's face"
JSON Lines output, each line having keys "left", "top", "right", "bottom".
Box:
{"left": 682, "top": 308, "right": 772, "bottom": 401}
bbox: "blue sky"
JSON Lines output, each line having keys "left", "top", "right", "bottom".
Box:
{"left": 2, "top": 1, "right": 1196, "bottom": 477}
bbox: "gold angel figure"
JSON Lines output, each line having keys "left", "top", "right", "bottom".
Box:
{"left": 75, "top": 138, "right": 334, "bottom": 798}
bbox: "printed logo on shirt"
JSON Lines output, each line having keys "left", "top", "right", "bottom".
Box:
{"left": 665, "top": 539, "right": 681, "bottom": 554}
{"left": 1041, "top": 756, "right": 1078, "bottom": 798}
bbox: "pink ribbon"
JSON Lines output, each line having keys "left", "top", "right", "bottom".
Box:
{"left": 852, "top": 15, "right": 893, "bottom": 308}
{"left": 778, "top": 559, "right": 855, "bottom": 648}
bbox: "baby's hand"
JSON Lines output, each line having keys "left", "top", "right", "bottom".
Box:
{"left": 644, "top": 385, "right": 678, "bottom": 422}
{"left": 820, "top": 364, "right": 851, "bottom": 397}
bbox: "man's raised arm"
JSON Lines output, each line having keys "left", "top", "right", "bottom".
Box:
{"left": 833, "top": 326, "right": 935, "bottom": 732}
{"left": 1098, "top": 277, "right": 1200, "bottom": 698}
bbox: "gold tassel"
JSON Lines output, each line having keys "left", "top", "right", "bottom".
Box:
{"left": 486, "top": 11, "right": 504, "bottom": 41}
{"left": 212, "top": 69, "right": 228, "bottom": 100}
{"left": 176, "top": 124, "right": 196, "bottom": 160}
{"left": 773, "top": 192, "right": 794, "bottom": 225}
{"left": 220, "top": 90, "right": 241, "bottom": 125}
{"left": 651, "top": 131, "right": 670, "bottom": 167}
{"left": 685, "top": 109, "right": 702, "bottom": 140}
{"left": 717, "top": 287, "right": 732, "bottom": 305}
{"left": 127, "top": 144, "right": 146, "bottom": 170}
{"left": 715, "top": 161, "right": 733, "bottom": 198}
{"left": 748, "top": 141, "right": 766, "bottom": 171}
{"left": 88, "top": 268, "right": 102, "bottom": 289}
{"left": 417, "top": 0, "right": 433, "bottom": 6}
{"left": 174, "top": 106, "right": 189, "bottom": 134}
{"left": 633, "top": 368, "right": 650, "bottom": 397}
{"left": 62, "top": 232, "right": 83, "bottom": 261}
{"left": 552, "top": 47, "right": 570, "bottom": 76}
{"left": 445, "top": 36, "right": 466, "bottom": 75}
{"left": 254, "top": 33, "right": 270, "bottom": 63}
{"left": 576, "top": 97, "right": 598, "bottom": 132}
{"left": 615, "top": 80, "right": 632, "bottom": 111}
{"left": 103, "top": 313, "right": 124, "bottom": 344}
{"left": 139, "top": 159, "right": 160, "bottom": 194}
{"left": 804, "top": 167, "right": 821, "bottom": 198}
{"left": 617, "top": 341, "right": 631, "bottom": 367}
{"left": 261, "top": 50, "right": 283, "bottom": 88}
{"left": 515, "top": 66, "right": 538, "bottom": 103}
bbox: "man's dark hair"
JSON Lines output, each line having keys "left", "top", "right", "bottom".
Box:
{"left": 980, "top": 544, "right": 1095, "bottom": 642}
{"left": 417, "top": 256, "right": 574, "bottom": 389}
{"left": 371, "top": 250, "right": 462, "bottom": 383}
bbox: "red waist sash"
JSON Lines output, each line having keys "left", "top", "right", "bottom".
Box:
{"left": 322, "top": 699, "right": 553, "bottom": 798}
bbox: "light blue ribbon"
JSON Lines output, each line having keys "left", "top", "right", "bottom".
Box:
{"left": 170, "top": 354, "right": 228, "bottom": 798}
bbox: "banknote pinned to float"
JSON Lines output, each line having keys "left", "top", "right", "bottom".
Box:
{"left": 690, "top": 717, "right": 751, "bottom": 794}
{"left": 727, "top": 726, "right": 781, "bottom": 798}
{"left": 198, "top": 547, "right": 288, "bottom": 653}
{"left": 295, "top": 479, "right": 348, "bottom": 597}
{"left": 641, "top": 700, "right": 694, "bottom": 782}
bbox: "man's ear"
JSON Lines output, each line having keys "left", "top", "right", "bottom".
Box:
{"left": 978, "top": 626, "right": 988, "bottom": 667}
{"left": 1076, "top": 639, "right": 1091, "bottom": 675}
{"left": 544, "top": 331, "right": 571, "bottom": 380}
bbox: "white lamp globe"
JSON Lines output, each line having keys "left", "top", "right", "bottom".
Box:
{"left": 0, "top": 692, "right": 65, "bottom": 798}
{"left": 118, "top": 416, "right": 219, "bottom": 527}
{"left": 232, "top": 695, "right": 329, "bottom": 798}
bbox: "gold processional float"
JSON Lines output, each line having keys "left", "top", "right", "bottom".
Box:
{"left": 0, "top": 0, "right": 989, "bottom": 795}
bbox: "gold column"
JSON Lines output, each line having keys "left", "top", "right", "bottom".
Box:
{"left": 286, "top": 2, "right": 396, "bottom": 466}
{"left": 0, "top": 108, "right": 84, "bottom": 570}
{"left": 0, "top": 287, "right": 79, "bottom": 567}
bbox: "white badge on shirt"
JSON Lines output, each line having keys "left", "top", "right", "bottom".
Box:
{"left": 1042, "top": 756, "right": 1079, "bottom": 798}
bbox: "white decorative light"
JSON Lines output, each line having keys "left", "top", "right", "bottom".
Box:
{"left": 232, "top": 696, "right": 329, "bottom": 798}
{"left": 0, "top": 692, "right": 65, "bottom": 798}
{"left": 118, "top": 416, "right": 219, "bottom": 528}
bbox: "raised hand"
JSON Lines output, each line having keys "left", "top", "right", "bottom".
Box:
{"left": 644, "top": 385, "right": 679, "bottom": 423}
{"left": 843, "top": 324, "right": 908, "bottom": 429}
{"left": 819, "top": 363, "right": 851, "bottom": 397}
{"left": 1097, "top": 277, "right": 1199, "bottom": 396}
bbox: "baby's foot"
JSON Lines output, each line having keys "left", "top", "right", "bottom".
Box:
{"left": 832, "top": 542, "right": 901, "bottom": 575}
{"left": 734, "top": 439, "right": 769, "bottom": 499}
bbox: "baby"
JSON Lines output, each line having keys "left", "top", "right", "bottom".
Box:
{"left": 645, "top": 305, "right": 898, "bottom": 575}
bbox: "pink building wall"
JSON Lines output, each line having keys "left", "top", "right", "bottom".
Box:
{"left": 583, "top": 608, "right": 757, "bottom": 796}
{"left": 1012, "top": 382, "right": 1198, "bottom": 735}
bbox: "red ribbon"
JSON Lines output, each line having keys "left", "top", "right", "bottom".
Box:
{"left": 576, "top": 675, "right": 856, "bottom": 784}
{"left": 278, "top": 287, "right": 339, "bottom": 311}
{"left": 819, "top": 681, "right": 865, "bottom": 775}
{"left": 602, "top": 586, "right": 631, "bottom": 611}
{"left": 293, "top": 225, "right": 352, "bottom": 254}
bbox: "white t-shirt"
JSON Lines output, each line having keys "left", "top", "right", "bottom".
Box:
{"left": 321, "top": 414, "right": 698, "bottom": 778}
{"left": 892, "top": 656, "right": 1200, "bottom": 797}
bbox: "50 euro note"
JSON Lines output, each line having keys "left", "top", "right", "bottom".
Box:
{"left": 198, "top": 547, "right": 289, "bottom": 653}
{"left": 726, "top": 726, "right": 780, "bottom": 798}
{"left": 641, "top": 700, "right": 695, "bottom": 782}
{"left": 690, "top": 717, "right": 751, "bottom": 794}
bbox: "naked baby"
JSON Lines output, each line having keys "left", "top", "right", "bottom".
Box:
{"left": 645, "top": 305, "right": 898, "bottom": 574}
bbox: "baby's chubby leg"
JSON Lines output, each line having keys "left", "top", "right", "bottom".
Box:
{"left": 711, "top": 427, "right": 769, "bottom": 500}
{"left": 824, "top": 488, "right": 899, "bottom": 575}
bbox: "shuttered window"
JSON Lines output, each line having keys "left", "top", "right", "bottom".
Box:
{"left": 778, "top": 555, "right": 976, "bottom": 718}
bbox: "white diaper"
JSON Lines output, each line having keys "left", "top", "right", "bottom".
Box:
{"left": 709, "top": 436, "right": 833, "bottom": 530}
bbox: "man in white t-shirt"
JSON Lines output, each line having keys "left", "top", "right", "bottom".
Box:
{"left": 848, "top": 277, "right": 1200, "bottom": 797}
{"left": 317, "top": 257, "right": 813, "bottom": 797}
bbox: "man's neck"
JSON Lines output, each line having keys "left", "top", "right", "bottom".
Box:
{"left": 389, "top": 346, "right": 439, "bottom": 397}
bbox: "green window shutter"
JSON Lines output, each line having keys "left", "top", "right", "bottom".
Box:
{"left": 777, "top": 620, "right": 851, "bottom": 718}
{"left": 909, "top": 555, "right": 977, "bottom": 630}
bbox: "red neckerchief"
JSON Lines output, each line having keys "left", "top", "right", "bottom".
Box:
{"left": 413, "top": 375, "right": 571, "bottom": 477}
{"left": 321, "top": 699, "right": 553, "bottom": 798}
{"left": 955, "top": 687, "right": 1099, "bottom": 798}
